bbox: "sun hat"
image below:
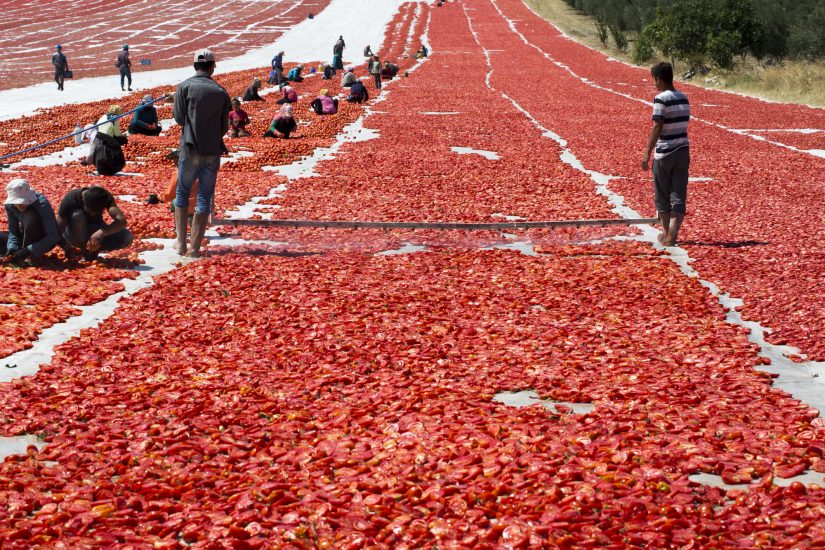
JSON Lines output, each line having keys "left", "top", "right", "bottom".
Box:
{"left": 5, "top": 179, "right": 37, "bottom": 206}
{"left": 107, "top": 105, "right": 123, "bottom": 116}
{"left": 193, "top": 49, "right": 215, "bottom": 63}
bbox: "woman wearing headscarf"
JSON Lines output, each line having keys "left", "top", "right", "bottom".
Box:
{"left": 311, "top": 89, "right": 338, "bottom": 115}
{"left": 263, "top": 103, "right": 297, "bottom": 139}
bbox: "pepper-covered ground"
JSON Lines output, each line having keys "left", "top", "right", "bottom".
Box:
{"left": 0, "top": 0, "right": 824, "bottom": 546}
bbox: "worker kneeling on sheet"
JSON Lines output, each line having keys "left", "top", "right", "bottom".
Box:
{"left": 57, "top": 186, "right": 133, "bottom": 262}
{"left": 346, "top": 80, "right": 369, "bottom": 103}
{"left": 311, "top": 89, "right": 338, "bottom": 115}
{"left": 242, "top": 77, "right": 264, "bottom": 102}
{"left": 1, "top": 179, "right": 60, "bottom": 266}
{"left": 263, "top": 104, "right": 297, "bottom": 139}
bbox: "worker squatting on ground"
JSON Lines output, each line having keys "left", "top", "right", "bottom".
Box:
{"left": 173, "top": 49, "right": 231, "bottom": 258}
{"left": 80, "top": 105, "right": 128, "bottom": 175}
{"left": 263, "top": 104, "right": 297, "bottom": 139}
{"left": 381, "top": 61, "right": 400, "bottom": 80}
{"left": 341, "top": 67, "right": 356, "bottom": 88}
{"left": 346, "top": 80, "right": 369, "bottom": 103}
{"left": 243, "top": 78, "right": 264, "bottom": 101}
{"left": 229, "top": 98, "right": 251, "bottom": 137}
{"left": 642, "top": 62, "right": 691, "bottom": 247}
{"left": 1, "top": 180, "right": 61, "bottom": 265}
{"left": 321, "top": 63, "right": 336, "bottom": 80}
{"left": 51, "top": 45, "right": 69, "bottom": 90}
{"left": 286, "top": 64, "right": 304, "bottom": 83}
{"left": 311, "top": 89, "right": 338, "bottom": 115}
{"left": 277, "top": 84, "right": 298, "bottom": 105}
{"left": 116, "top": 45, "right": 132, "bottom": 91}
{"left": 57, "top": 186, "right": 133, "bottom": 261}
{"left": 128, "top": 95, "right": 161, "bottom": 136}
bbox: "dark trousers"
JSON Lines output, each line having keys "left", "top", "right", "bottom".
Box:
{"left": 128, "top": 124, "right": 162, "bottom": 136}
{"left": 54, "top": 70, "right": 64, "bottom": 90}
{"left": 373, "top": 73, "right": 382, "bottom": 89}
{"left": 120, "top": 67, "right": 132, "bottom": 89}
{"left": 63, "top": 210, "right": 133, "bottom": 259}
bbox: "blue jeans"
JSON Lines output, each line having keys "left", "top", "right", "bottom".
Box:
{"left": 175, "top": 151, "right": 220, "bottom": 215}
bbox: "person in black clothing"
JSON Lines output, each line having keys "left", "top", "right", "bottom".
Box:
{"left": 381, "top": 61, "right": 399, "bottom": 80}
{"left": 128, "top": 95, "right": 161, "bottom": 136}
{"left": 346, "top": 80, "right": 369, "bottom": 103}
{"left": 322, "top": 63, "right": 336, "bottom": 80}
{"left": 116, "top": 45, "right": 132, "bottom": 91}
{"left": 56, "top": 186, "right": 133, "bottom": 261}
{"left": 52, "top": 45, "right": 68, "bottom": 90}
{"left": 242, "top": 77, "right": 264, "bottom": 101}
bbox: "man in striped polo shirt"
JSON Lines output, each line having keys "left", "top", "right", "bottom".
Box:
{"left": 642, "top": 62, "right": 690, "bottom": 247}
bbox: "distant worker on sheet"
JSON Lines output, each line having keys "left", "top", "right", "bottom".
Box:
{"left": 311, "top": 89, "right": 338, "bottom": 115}
{"left": 243, "top": 77, "right": 264, "bottom": 101}
{"left": 263, "top": 103, "right": 297, "bottom": 139}
{"left": 341, "top": 66, "right": 357, "bottom": 88}
{"left": 277, "top": 84, "right": 298, "bottom": 104}
{"left": 332, "top": 35, "right": 346, "bottom": 70}
{"left": 346, "top": 80, "right": 369, "bottom": 103}
{"left": 228, "top": 98, "right": 251, "bottom": 137}
{"left": 381, "top": 61, "right": 400, "bottom": 80}
{"left": 51, "top": 45, "right": 69, "bottom": 91}
{"left": 116, "top": 44, "right": 132, "bottom": 91}
{"left": 271, "top": 50, "right": 284, "bottom": 85}
{"left": 286, "top": 64, "right": 304, "bottom": 83}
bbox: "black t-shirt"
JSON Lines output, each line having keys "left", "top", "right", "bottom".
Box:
{"left": 58, "top": 188, "right": 115, "bottom": 224}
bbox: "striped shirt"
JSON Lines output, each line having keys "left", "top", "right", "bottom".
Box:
{"left": 652, "top": 89, "right": 690, "bottom": 159}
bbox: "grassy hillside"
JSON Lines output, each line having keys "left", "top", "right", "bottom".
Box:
{"left": 524, "top": 0, "right": 825, "bottom": 107}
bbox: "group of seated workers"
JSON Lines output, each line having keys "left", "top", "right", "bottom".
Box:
{"left": 1, "top": 179, "right": 132, "bottom": 266}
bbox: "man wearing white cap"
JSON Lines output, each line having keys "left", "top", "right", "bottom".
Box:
{"left": 172, "top": 49, "right": 231, "bottom": 257}
{"left": 128, "top": 95, "right": 161, "bottom": 136}
{"left": 2, "top": 179, "right": 60, "bottom": 265}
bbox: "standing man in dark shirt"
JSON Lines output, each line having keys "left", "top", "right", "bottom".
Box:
{"left": 173, "top": 49, "right": 231, "bottom": 257}
{"left": 52, "top": 45, "right": 68, "bottom": 91}
{"left": 116, "top": 45, "right": 132, "bottom": 91}
{"left": 56, "top": 186, "right": 133, "bottom": 261}
{"left": 271, "top": 50, "right": 284, "bottom": 85}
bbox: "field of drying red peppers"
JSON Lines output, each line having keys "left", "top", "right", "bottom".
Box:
{"left": 0, "top": 0, "right": 824, "bottom": 547}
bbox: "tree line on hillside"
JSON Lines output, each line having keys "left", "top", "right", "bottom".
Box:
{"left": 563, "top": 0, "right": 825, "bottom": 69}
